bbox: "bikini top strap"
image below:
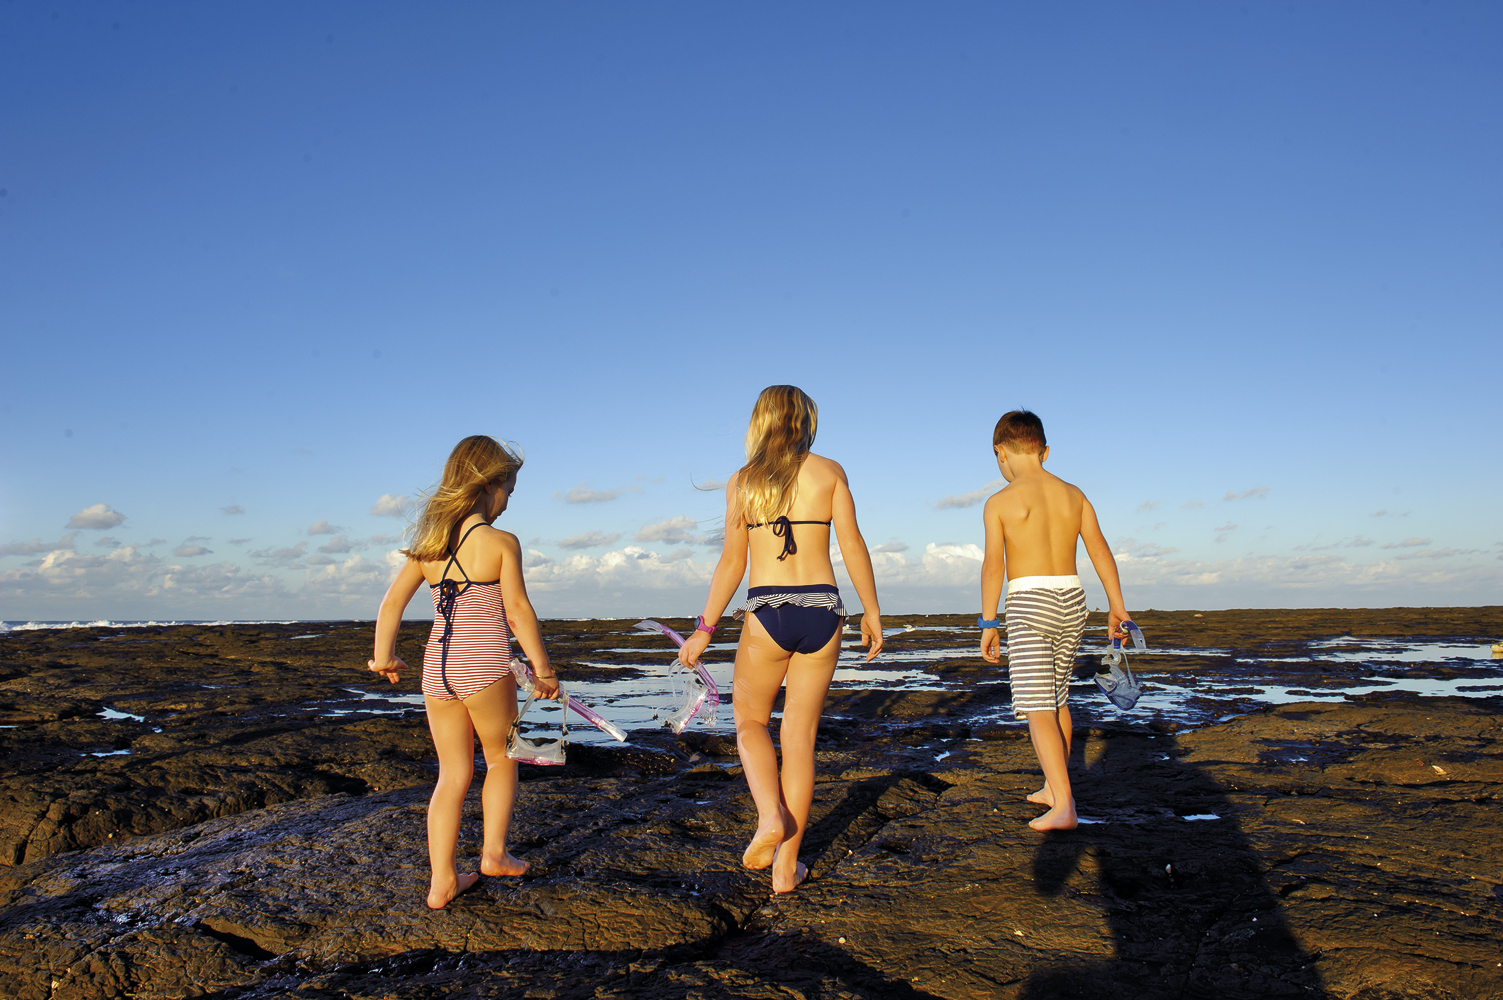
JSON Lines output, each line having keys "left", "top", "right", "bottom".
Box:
{"left": 441, "top": 521, "right": 487, "bottom": 588}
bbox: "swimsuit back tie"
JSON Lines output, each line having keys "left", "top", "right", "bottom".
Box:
{"left": 746, "top": 516, "right": 831, "bottom": 562}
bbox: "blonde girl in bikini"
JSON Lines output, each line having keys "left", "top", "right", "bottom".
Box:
{"left": 369, "top": 435, "right": 562, "bottom": 910}
{"left": 678, "top": 386, "right": 884, "bottom": 894}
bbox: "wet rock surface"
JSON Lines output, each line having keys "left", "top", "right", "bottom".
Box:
{"left": 0, "top": 608, "right": 1500, "bottom": 999}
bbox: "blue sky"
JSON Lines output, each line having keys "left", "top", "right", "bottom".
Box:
{"left": 2, "top": 1, "right": 1500, "bottom": 622}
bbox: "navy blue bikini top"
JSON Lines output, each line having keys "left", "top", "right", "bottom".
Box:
{"left": 747, "top": 515, "right": 831, "bottom": 561}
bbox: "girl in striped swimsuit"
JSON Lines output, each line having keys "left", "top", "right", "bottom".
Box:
{"left": 678, "top": 386, "right": 885, "bottom": 894}
{"left": 369, "top": 435, "right": 563, "bottom": 910}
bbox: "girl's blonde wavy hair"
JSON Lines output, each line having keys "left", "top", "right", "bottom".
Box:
{"left": 736, "top": 385, "right": 818, "bottom": 525}
{"left": 402, "top": 435, "right": 524, "bottom": 562}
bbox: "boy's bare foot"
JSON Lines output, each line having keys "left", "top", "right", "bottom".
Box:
{"left": 1028, "top": 800, "right": 1078, "bottom": 832}
{"left": 742, "top": 808, "right": 793, "bottom": 870}
{"left": 771, "top": 860, "right": 808, "bottom": 894}
{"left": 426, "top": 871, "right": 481, "bottom": 910}
{"left": 1026, "top": 785, "right": 1054, "bottom": 806}
{"left": 480, "top": 852, "right": 529, "bottom": 877}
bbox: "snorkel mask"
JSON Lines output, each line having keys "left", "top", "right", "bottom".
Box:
{"left": 1094, "top": 619, "right": 1146, "bottom": 710}
{"left": 634, "top": 620, "right": 721, "bottom": 733}
{"left": 509, "top": 661, "right": 628, "bottom": 742}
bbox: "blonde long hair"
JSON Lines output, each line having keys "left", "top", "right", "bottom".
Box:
{"left": 402, "top": 435, "right": 524, "bottom": 561}
{"left": 736, "top": 385, "right": 818, "bottom": 525}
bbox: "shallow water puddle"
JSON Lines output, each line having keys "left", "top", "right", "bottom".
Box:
{"left": 322, "top": 634, "right": 1503, "bottom": 739}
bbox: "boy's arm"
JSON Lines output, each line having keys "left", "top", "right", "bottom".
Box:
{"left": 1079, "top": 496, "right": 1131, "bottom": 639}
{"left": 979, "top": 492, "right": 1006, "bottom": 663}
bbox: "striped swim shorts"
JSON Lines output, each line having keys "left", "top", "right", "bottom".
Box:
{"left": 1004, "top": 575, "right": 1089, "bottom": 717}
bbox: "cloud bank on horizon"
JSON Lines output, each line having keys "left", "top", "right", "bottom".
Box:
{"left": 3, "top": 486, "right": 1499, "bottom": 622}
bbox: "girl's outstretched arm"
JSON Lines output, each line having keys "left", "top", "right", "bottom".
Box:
{"left": 497, "top": 529, "right": 562, "bottom": 700}
{"left": 678, "top": 474, "right": 749, "bottom": 668}
{"left": 831, "top": 463, "right": 883, "bottom": 662}
{"left": 370, "top": 559, "right": 426, "bottom": 684}
{"left": 1080, "top": 497, "right": 1131, "bottom": 639}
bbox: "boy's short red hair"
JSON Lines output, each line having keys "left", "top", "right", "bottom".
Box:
{"left": 993, "top": 409, "right": 1046, "bottom": 456}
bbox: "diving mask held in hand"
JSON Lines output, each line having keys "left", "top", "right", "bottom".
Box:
{"left": 509, "top": 662, "right": 628, "bottom": 742}
{"left": 506, "top": 685, "right": 568, "bottom": 766}
{"left": 634, "top": 620, "right": 721, "bottom": 734}
{"left": 1094, "top": 619, "right": 1146, "bottom": 711}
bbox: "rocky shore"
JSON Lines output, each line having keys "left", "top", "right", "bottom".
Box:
{"left": 1, "top": 609, "right": 1500, "bottom": 999}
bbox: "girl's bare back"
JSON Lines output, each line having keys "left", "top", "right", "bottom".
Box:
{"left": 743, "top": 453, "right": 844, "bottom": 588}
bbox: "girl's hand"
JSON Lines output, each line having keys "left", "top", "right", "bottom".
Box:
{"left": 679, "top": 628, "right": 711, "bottom": 669}
{"left": 530, "top": 669, "right": 563, "bottom": 702}
{"left": 368, "top": 657, "right": 406, "bottom": 685}
{"left": 860, "top": 612, "right": 883, "bottom": 662}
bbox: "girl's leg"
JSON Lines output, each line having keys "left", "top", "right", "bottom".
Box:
{"left": 732, "top": 612, "right": 795, "bottom": 869}
{"left": 424, "top": 694, "right": 482, "bottom": 909}
{"left": 770, "top": 618, "right": 842, "bottom": 893}
{"left": 464, "top": 674, "right": 527, "bottom": 876}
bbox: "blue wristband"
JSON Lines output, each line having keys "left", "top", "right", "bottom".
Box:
{"left": 978, "top": 617, "right": 1001, "bottom": 629}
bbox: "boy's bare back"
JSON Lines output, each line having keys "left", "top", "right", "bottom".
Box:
{"left": 984, "top": 469, "right": 1093, "bottom": 579}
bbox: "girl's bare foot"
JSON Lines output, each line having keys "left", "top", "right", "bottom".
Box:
{"left": 426, "top": 871, "right": 481, "bottom": 910}
{"left": 1028, "top": 799, "right": 1078, "bottom": 832}
{"left": 1026, "top": 785, "right": 1054, "bottom": 806}
{"left": 480, "top": 852, "right": 529, "bottom": 877}
{"left": 771, "top": 860, "right": 808, "bottom": 894}
{"left": 742, "top": 808, "right": 793, "bottom": 870}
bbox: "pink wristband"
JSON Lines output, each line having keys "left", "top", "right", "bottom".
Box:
{"left": 695, "top": 615, "right": 716, "bottom": 636}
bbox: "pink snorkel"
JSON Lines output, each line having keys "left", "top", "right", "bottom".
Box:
{"left": 634, "top": 620, "right": 721, "bottom": 733}
{"left": 508, "top": 661, "right": 627, "bottom": 742}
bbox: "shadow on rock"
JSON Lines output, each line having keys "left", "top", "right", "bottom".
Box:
{"left": 1022, "top": 727, "right": 1328, "bottom": 1000}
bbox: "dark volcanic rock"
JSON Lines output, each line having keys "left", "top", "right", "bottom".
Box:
{"left": 1, "top": 610, "right": 1501, "bottom": 999}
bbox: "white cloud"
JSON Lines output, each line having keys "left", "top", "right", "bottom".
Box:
{"left": 173, "top": 544, "right": 213, "bottom": 557}
{"left": 221, "top": 505, "right": 246, "bottom": 515}
{"left": 1223, "top": 487, "right": 1270, "bottom": 502}
{"left": 95, "top": 536, "right": 122, "bottom": 549}
{"left": 308, "top": 520, "right": 344, "bottom": 535}
{"left": 1394, "top": 547, "right": 1477, "bottom": 561}
{"left": 558, "top": 530, "right": 623, "bottom": 550}
{"left": 307, "top": 554, "right": 336, "bottom": 566}
{"left": 67, "top": 503, "right": 126, "bottom": 529}
{"left": 1181, "top": 499, "right": 1204, "bottom": 509}
{"left": 934, "top": 480, "right": 1003, "bottom": 510}
{"left": 1294, "top": 536, "right": 1375, "bottom": 552}
{"left": 1113, "top": 538, "right": 1177, "bottom": 559}
{"left": 1382, "top": 537, "right": 1431, "bottom": 549}
{"left": 872, "top": 541, "right": 909, "bottom": 553}
{"left": 1214, "top": 523, "right": 1238, "bottom": 543}
{"left": 368, "top": 533, "right": 402, "bottom": 545}
{"left": 1136, "top": 500, "right": 1159, "bottom": 513}
{"left": 0, "top": 532, "right": 79, "bottom": 557}
{"left": 370, "top": 494, "right": 412, "bottom": 517}
{"left": 554, "top": 482, "right": 625, "bottom": 504}
{"left": 227, "top": 537, "right": 252, "bottom": 545}
{"left": 316, "top": 534, "right": 362, "bottom": 554}
{"left": 635, "top": 515, "right": 702, "bottom": 545}
{"left": 524, "top": 545, "right": 714, "bottom": 592}
{"left": 524, "top": 549, "right": 554, "bottom": 569}
{"left": 248, "top": 541, "right": 308, "bottom": 567}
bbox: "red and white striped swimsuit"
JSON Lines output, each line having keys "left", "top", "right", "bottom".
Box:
{"left": 422, "top": 523, "right": 513, "bottom": 700}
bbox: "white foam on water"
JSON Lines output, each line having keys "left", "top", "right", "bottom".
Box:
{"left": 98, "top": 707, "right": 146, "bottom": 722}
